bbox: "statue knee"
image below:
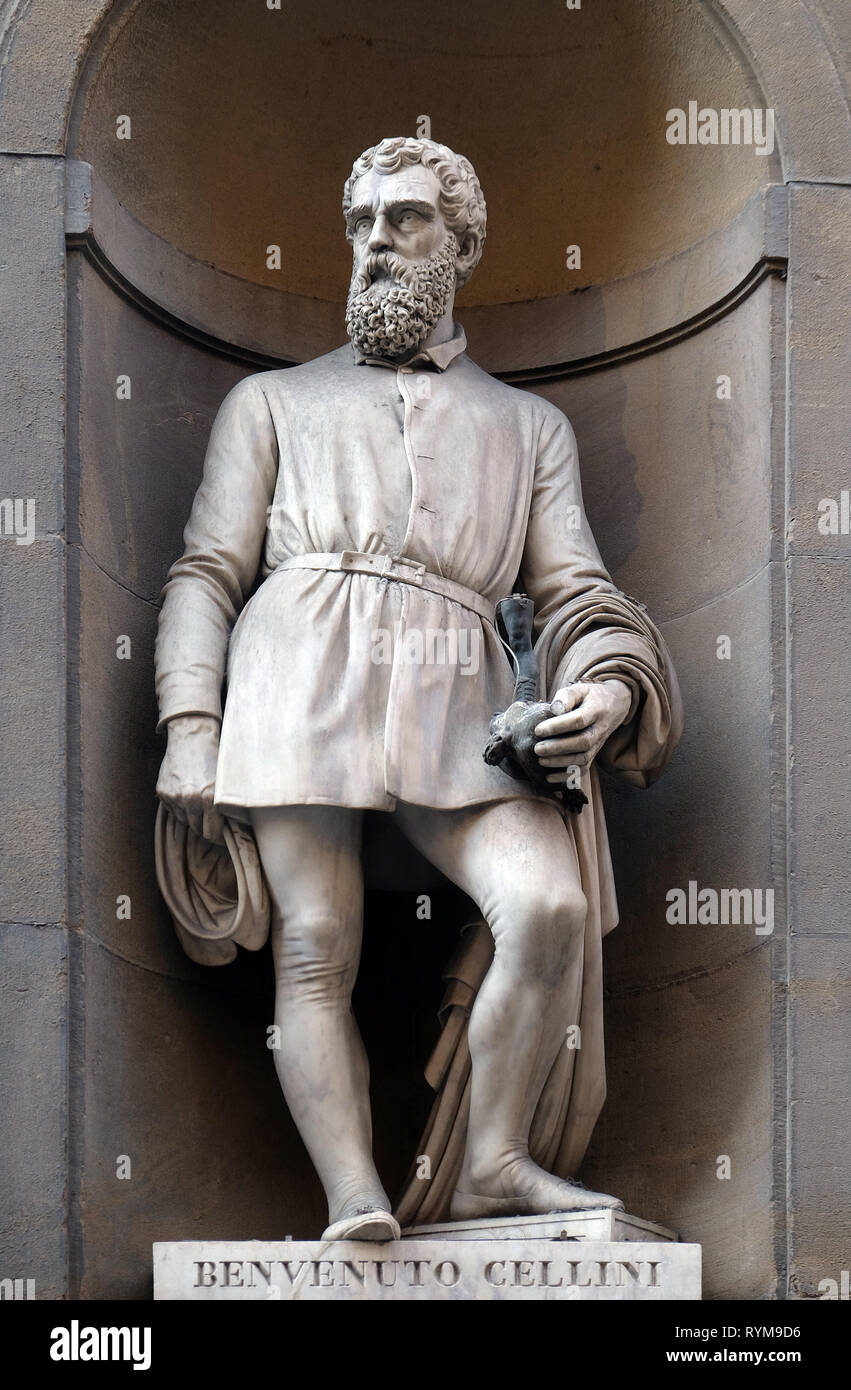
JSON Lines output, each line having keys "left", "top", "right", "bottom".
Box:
{"left": 274, "top": 909, "right": 361, "bottom": 1002}
{"left": 494, "top": 882, "right": 587, "bottom": 980}
{"left": 559, "top": 885, "right": 588, "bottom": 937}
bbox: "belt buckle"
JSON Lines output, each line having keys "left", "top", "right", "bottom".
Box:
{"left": 383, "top": 553, "right": 425, "bottom": 584}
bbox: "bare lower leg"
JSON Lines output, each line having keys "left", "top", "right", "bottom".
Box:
{"left": 272, "top": 966, "right": 390, "bottom": 1224}
{"left": 253, "top": 807, "right": 392, "bottom": 1230}
{"left": 453, "top": 920, "right": 622, "bottom": 1216}
{"left": 393, "top": 798, "right": 622, "bottom": 1219}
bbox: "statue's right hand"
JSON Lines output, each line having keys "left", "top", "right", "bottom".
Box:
{"left": 156, "top": 714, "right": 226, "bottom": 844}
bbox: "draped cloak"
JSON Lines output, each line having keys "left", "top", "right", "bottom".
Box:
{"left": 154, "top": 325, "right": 682, "bottom": 1223}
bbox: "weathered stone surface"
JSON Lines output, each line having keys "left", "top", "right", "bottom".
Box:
{"left": 717, "top": 0, "right": 851, "bottom": 184}
{"left": 0, "top": 922, "right": 67, "bottom": 1299}
{"left": 0, "top": 155, "right": 65, "bottom": 533}
{"left": 786, "top": 557, "right": 851, "bottom": 936}
{"left": 787, "top": 185, "right": 851, "bottom": 548}
{"left": 782, "top": 182, "right": 851, "bottom": 1299}
{"left": 465, "top": 185, "right": 788, "bottom": 376}
{"left": 0, "top": 0, "right": 111, "bottom": 153}
{"left": 0, "top": 157, "right": 67, "bottom": 932}
{"left": 787, "top": 936, "right": 851, "bottom": 1298}
{"left": 154, "top": 1237, "right": 701, "bottom": 1301}
{"left": 75, "top": 256, "right": 245, "bottom": 602}
{"left": 604, "top": 567, "right": 774, "bottom": 989}
{"left": 535, "top": 280, "right": 774, "bottom": 618}
{"left": 585, "top": 947, "right": 775, "bottom": 1300}
{"left": 0, "top": 537, "right": 65, "bottom": 925}
{"left": 77, "top": 546, "right": 188, "bottom": 978}
{"left": 76, "top": 936, "right": 323, "bottom": 1301}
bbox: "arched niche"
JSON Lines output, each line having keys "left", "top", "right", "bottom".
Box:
{"left": 1, "top": 0, "right": 848, "bottom": 1301}
{"left": 66, "top": 0, "right": 784, "bottom": 368}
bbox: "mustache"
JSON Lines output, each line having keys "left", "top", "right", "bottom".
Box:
{"left": 350, "top": 250, "right": 421, "bottom": 295}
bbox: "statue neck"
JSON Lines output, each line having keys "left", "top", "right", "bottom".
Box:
{"left": 420, "top": 303, "right": 456, "bottom": 351}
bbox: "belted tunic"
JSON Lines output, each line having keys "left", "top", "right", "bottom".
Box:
{"left": 155, "top": 327, "right": 681, "bottom": 825}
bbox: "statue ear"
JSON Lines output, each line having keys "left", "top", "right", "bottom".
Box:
{"left": 456, "top": 232, "right": 481, "bottom": 283}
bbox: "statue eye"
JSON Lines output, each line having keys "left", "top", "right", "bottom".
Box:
{"left": 354, "top": 216, "right": 373, "bottom": 235}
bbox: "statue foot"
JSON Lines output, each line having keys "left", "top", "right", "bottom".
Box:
{"left": 322, "top": 1209, "right": 400, "bottom": 1242}
{"left": 322, "top": 1200, "right": 400, "bottom": 1243}
{"left": 450, "top": 1159, "right": 624, "bottom": 1221}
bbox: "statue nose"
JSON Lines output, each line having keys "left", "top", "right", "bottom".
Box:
{"left": 367, "top": 214, "right": 393, "bottom": 252}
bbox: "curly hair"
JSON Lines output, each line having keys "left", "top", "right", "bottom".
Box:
{"left": 342, "top": 136, "right": 487, "bottom": 286}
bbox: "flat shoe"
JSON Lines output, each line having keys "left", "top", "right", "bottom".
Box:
{"left": 321, "top": 1210, "right": 400, "bottom": 1242}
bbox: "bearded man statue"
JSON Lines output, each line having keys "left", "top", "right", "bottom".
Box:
{"left": 154, "top": 137, "right": 682, "bottom": 1242}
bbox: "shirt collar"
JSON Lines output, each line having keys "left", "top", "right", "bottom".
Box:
{"left": 352, "top": 323, "right": 467, "bottom": 372}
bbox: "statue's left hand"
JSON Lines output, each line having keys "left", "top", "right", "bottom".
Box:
{"left": 533, "top": 680, "right": 632, "bottom": 785}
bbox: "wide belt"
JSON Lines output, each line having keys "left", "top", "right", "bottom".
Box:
{"left": 276, "top": 550, "right": 495, "bottom": 625}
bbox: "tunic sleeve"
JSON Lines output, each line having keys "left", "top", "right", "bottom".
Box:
{"left": 155, "top": 376, "right": 279, "bottom": 731}
{"left": 519, "top": 403, "right": 683, "bottom": 786}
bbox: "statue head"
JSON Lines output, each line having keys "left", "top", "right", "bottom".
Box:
{"left": 342, "top": 136, "right": 487, "bottom": 361}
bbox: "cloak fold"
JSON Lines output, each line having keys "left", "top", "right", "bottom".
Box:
{"left": 154, "top": 801, "right": 270, "bottom": 966}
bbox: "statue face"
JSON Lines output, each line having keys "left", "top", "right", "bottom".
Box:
{"left": 344, "top": 163, "right": 459, "bottom": 361}
{"left": 346, "top": 165, "right": 449, "bottom": 271}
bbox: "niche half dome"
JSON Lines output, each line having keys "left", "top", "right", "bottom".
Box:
{"left": 72, "top": 0, "right": 773, "bottom": 309}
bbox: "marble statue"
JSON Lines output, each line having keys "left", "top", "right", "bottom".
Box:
{"left": 154, "top": 137, "right": 682, "bottom": 1242}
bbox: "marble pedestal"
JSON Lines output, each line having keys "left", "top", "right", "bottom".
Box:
{"left": 403, "top": 1208, "right": 678, "bottom": 1242}
{"left": 154, "top": 1211, "right": 702, "bottom": 1300}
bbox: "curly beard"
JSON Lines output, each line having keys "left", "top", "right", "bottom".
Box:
{"left": 345, "top": 233, "right": 458, "bottom": 362}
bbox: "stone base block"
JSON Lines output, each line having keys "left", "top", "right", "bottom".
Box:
{"left": 403, "top": 1207, "right": 677, "bottom": 1242}
{"left": 153, "top": 1235, "right": 701, "bottom": 1300}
